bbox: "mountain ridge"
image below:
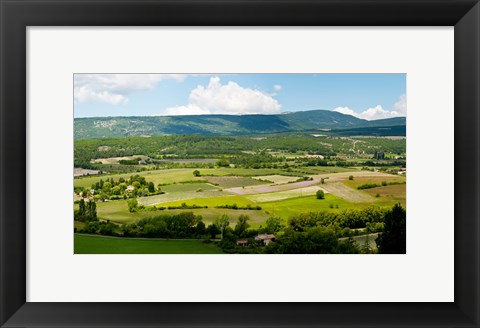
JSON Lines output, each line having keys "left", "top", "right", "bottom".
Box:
{"left": 74, "top": 109, "right": 406, "bottom": 140}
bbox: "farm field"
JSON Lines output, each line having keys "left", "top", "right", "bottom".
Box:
{"left": 341, "top": 175, "right": 406, "bottom": 189}
{"left": 80, "top": 167, "right": 406, "bottom": 227}
{"left": 95, "top": 200, "right": 157, "bottom": 223}
{"left": 74, "top": 168, "right": 223, "bottom": 188}
{"left": 160, "top": 183, "right": 219, "bottom": 193}
{"left": 137, "top": 189, "right": 228, "bottom": 206}
{"left": 204, "top": 176, "right": 266, "bottom": 189}
{"left": 321, "top": 182, "right": 375, "bottom": 203}
{"left": 73, "top": 167, "right": 305, "bottom": 189}
{"left": 260, "top": 194, "right": 373, "bottom": 219}
{"left": 251, "top": 175, "right": 300, "bottom": 184}
{"left": 74, "top": 234, "right": 223, "bottom": 254}
{"left": 245, "top": 185, "right": 328, "bottom": 203}
{"left": 363, "top": 184, "right": 406, "bottom": 206}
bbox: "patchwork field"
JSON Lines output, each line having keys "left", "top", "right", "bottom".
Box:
{"left": 74, "top": 167, "right": 303, "bottom": 189}
{"left": 227, "top": 179, "right": 319, "bottom": 195}
{"left": 79, "top": 167, "right": 406, "bottom": 227}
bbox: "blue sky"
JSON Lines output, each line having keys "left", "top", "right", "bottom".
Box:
{"left": 74, "top": 74, "right": 406, "bottom": 120}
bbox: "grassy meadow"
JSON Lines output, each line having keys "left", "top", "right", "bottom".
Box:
{"left": 74, "top": 234, "right": 223, "bottom": 254}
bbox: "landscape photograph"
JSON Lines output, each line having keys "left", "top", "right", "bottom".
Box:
{"left": 73, "top": 73, "right": 406, "bottom": 254}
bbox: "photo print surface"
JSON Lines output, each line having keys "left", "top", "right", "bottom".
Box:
{"left": 73, "top": 73, "right": 406, "bottom": 254}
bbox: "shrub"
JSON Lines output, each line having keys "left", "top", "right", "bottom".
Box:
{"left": 316, "top": 190, "right": 325, "bottom": 199}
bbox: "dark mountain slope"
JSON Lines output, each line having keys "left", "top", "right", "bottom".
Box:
{"left": 74, "top": 109, "right": 405, "bottom": 140}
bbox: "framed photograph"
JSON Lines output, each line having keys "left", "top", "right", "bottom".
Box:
{"left": 1, "top": 0, "right": 479, "bottom": 327}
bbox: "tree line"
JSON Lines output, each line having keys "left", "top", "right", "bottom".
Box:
{"left": 74, "top": 204, "right": 406, "bottom": 254}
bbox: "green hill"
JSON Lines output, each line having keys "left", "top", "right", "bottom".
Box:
{"left": 74, "top": 109, "right": 406, "bottom": 140}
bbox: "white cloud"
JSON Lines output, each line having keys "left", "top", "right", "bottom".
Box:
{"left": 393, "top": 94, "right": 407, "bottom": 115}
{"left": 162, "top": 77, "right": 282, "bottom": 115}
{"left": 332, "top": 106, "right": 357, "bottom": 117}
{"left": 274, "top": 84, "right": 282, "bottom": 91}
{"left": 359, "top": 105, "right": 400, "bottom": 120}
{"left": 74, "top": 74, "right": 187, "bottom": 105}
{"left": 333, "top": 105, "right": 400, "bottom": 120}
{"left": 333, "top": 94, "right": 406, "bottom": 121}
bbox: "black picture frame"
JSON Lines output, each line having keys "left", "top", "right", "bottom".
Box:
{"left": 1, "top": 0, "right": 479, "bottom": 327}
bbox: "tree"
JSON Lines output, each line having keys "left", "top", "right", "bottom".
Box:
{"left": 320, "top": 178, "right": 325, "bottom": 184}
{"left": 216, "top": 159, "right": 230, "bottom": 167}
{"left": 316, "top": 190, "right": 325, "bottom": 199}
{"left": 148, "top": 182, "right": 155, "bottom": 193}
{"left": 118, "top": 183, "right": 127, "bottom": 192}
{"left": 215, "top": 214, "right": 230, "bottom": 240}
{"left": 196, "top": 221, "right": 206, "bottom": 236}
{"left": 206, "top": 224, "right": 220, "bottom": 239}
{"left": 128, "top": 198, "right": 138, "bottom": 212}
{"left": 86, "top": 200, "right": 97, "bottom": 221}
{"left": 193, "top": 170, "right": 201, "bottom": 177}
{"left": 234, "top": 214, "right": 250, "bottom": 237}
{"left": 265, "top": 216, "right": 283, "bottom": 233}
{"left": 349, "top": 175, "right": 354, "bottom": 180}
{"left": 78, "top": 199, "right": 86, "bottom": 219}
{"left": 267, "top": 227, "right": 339, "bottom": 254}
{"left": 103, "top": 181, "right": 112, "bottom": 191}
{"left": 376, "top": 203, "right": 406, "bottom": 254}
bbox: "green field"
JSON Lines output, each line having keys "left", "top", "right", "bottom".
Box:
{"left": 74, "top": 234, "right": 223, "bottom": 254}
{"left": 74, "top": 168, "right": 223, "bottom": 188}
{"left": 92, "top": 196, "right": 269, "bottom": 226}
{"left": 74, "top": 167, "right": 304, "bottom": 189}
{"left": 342, "top": 175, "right": 406, "bottom": 189}
{"left": 158, "top": 195, "right": 255, "bottom": 207}
{"left": 137, "top": 195, "right": 268, "bottom": 226}
{"left": 260, "top": 194, "right": 367, "bottom": 219}
{"left": 95, "top": 200, "right": 156, "bottom": 223}
{"left": 81, "top": 167, "right": 406, "bottom": 226}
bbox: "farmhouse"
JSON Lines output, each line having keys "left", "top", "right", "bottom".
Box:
{"left": 255, "top": 234, "right": 276, "bottom": 246}
{"left": 126, "top": 185, "right": 135, "bottom": 191}
{"left": 236, "top": 240, "right": 248, "bottom": 247}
